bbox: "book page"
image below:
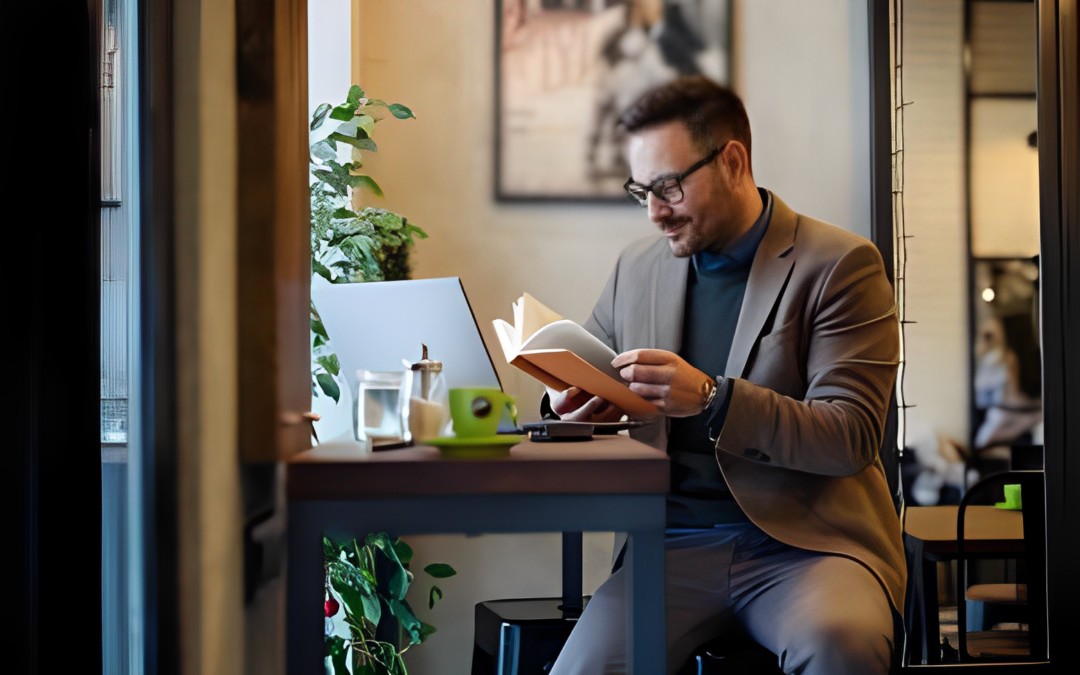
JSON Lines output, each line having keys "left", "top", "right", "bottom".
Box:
{"left": 519, "top": 320, "right": 620, "bottom": 381}
{"left": 519, "top": 293, "right": 565, "bottom": 343}
{"left": 492, "top": 318, "right": 518, "bottom": 361}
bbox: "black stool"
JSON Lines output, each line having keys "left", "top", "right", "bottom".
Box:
{"left": 471, "top": 597, "right": 587, "bottom": 675}
{"left": 473, "top": 533, "right": 587, "bottom": 674}
{"left": 677, "top": 630, "right": 783, "bottom": 675}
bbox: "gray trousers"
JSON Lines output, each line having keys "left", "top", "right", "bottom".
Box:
{"left": 550, "top": 524, "right": 894, "bottom": 675}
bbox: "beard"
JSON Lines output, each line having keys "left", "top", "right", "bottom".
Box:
{"left": 660, "top": 215, "right": 705, "bottom": 258}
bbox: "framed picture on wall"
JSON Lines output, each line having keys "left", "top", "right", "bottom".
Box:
{"left": 496, "top": 0, "right": 732, "bottom": 201}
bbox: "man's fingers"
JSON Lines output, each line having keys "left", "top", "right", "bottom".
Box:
{"left": 611, "top": 348, "right": 674, "bottom": 369}
{"left": 560, "top": 395, "right": 609, "bottom": 422}
{"left": 618, "top": 363, "right": 674, "bottom": 385}
{"left": 551, "top": 386, "right": 590, "bottom": 414}
{"left": 627, "top": 382, "right": 670, "bottom": 401}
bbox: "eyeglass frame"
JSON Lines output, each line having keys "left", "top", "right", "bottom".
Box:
{"left": 622, "top": 141, "right": 728, "bottom": 207}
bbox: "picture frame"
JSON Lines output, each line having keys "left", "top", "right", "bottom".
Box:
{"left": 496, "top": 0, "right": 732, "bottom": 202}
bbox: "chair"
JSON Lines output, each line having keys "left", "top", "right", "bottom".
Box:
{"left": 955, "top": 470, "right": 1047, "bottom": 662}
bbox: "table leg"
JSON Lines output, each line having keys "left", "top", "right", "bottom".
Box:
{"left": 923, "top": 556, "right": 941, "bottom": 664}
{"left": 286, "top": 504, "right": 323, "bottom": 675}
{"left": 561, "top": 531, "right": 584, "bottom": 616}
{"left": 626, "top": 526, "right": 665, "bottom": 674}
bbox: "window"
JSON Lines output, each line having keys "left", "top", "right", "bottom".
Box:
{"left": 99, "top": 0, "right": 148, "bottom": 670}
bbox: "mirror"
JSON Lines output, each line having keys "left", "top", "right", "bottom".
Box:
{"left": 896, "top": 0, "right": 1047, "bottom": 665}
{"left": 898, "top": 0, "right": 1041, "bottom": 504}
{"left": 966, "top": 0, "right": 1042, "bottom": 473}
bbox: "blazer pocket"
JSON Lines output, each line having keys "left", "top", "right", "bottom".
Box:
{"left": 748, "top": 323, "right": 806, "bottom": 398}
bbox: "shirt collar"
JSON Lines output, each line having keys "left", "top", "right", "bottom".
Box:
{"left": 694, "top": 188, "right": 773, "bottom": 275}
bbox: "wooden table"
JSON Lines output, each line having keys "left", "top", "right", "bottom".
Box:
{"left": 903, "top": 505, "right": 1025, "bottom": 664}
{"left": 286, "top": 434, "right": 670, "bottom": 674}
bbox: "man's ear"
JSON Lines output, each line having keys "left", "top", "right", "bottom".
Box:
{"left": 722, "top": 141, "right": 751, "bottom": 181}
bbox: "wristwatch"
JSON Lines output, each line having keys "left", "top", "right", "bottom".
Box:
{"left": 699, "top": 375, "right": 718, "bottom": 414}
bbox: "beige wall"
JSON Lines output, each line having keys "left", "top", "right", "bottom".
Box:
{"left": 344, "top": 1, "right": 874, "bottom": 672}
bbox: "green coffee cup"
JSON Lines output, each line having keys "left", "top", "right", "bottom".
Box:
{"left": 449, "top": 388, "right": 517, "bottom": 438}
{"left": 1003, "top": 484, "right": 1022, "bottom": 509}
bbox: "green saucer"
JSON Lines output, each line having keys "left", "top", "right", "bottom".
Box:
{"left": 424, "top": 435, "right": 522, "bottom": 457}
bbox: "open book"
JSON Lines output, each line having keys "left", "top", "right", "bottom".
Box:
{"left": 492, "top": 294, "right": 658, "bottom": 415}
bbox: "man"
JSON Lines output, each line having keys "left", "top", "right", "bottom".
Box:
{"left": 548, "top": 77, "right": 904, "bottom": 675}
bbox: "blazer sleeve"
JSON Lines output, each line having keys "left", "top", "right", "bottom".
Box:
{"left": 715, "top": 241, "right": 900, "bottom": 476}
{"left": 582, "top": 253, "right": 620, "bottom": 352}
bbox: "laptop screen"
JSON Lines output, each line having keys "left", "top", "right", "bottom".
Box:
{"left": 311, "top": 277, "right": 502, "bottom": 408}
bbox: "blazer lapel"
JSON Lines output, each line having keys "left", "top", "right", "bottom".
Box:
{"left": 725, "top": 195, "right": 797, "bottom": 378}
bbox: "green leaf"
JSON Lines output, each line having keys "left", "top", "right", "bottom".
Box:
{"left": 366, "top": 532, "right": 410, "bottom": 600}
{"left": 325, "top": 635, "right": 350, "bottom": 675}
{"left": 323, "top": 536, "right": 339, "bottom": 560}
{"left": 356, "top": 115, "right": 376, "bottom": 138}
{"left": 310, "top": 139, "right": 337, "bottom": 162}
{"left": 334, "top": 119, "right": 369, "bottom": 140}
{"left": 347, "top": 84, "right": 366, "bottom": 106}
{"left": 388, "top": 103, "right": 415, "bottom": 120}
{"left": 329, "top": 132, "right": 375, "bottom": 152}
{"left": 428, "top": 585, "right": 443, "bottom": 610}
{"left": 312, "top": 161, "right": 356, "bottom": 197}
{"left": 366, "top": 99, "right": 388, "bottom": 108}
{"left": 418, "top": 621, "right": 438, "bottom": 643}
{"left": 423, "top": 563, "right": 457, "bottom": 579}
{"left": 331, "top": 206, "right": 359, "bottom": 220}
{"left": 354, "top": 175, "right": 384, "bottom": 198}
{"left": 353, "top": 138, "right": 378, "bottom": 153}
{"left": 388, "top": 598, "right": 423, "bottom": 645}
{"left": 316, "top": 373, "right": 340, "bottom": 402}
{"left": 391, "top": 539, "right": 413, "bottom": 564}
{"left": 329, "top": 103, "right": 356, "bottom": 122}
{"left": 330, "top": 260, "right": 358, "bottom": 273}
{"left": 313, "top": 335, "right": 326, "bottom": 348}
{"left": 328, "top": 557, "right": 381, "bottom": 627}
{"left": 311, "top": 316, "right": 329, "bottom": 341}
{"left": 312, "top": 259, "right": 336, "bottom": 284}
{"left": 311, "top": 103, "right": 332, "bottom": 130}
{"left": 360, "top": 568, "right": 377, "bottom": 587}
{"left": 316, "top": 354, "right": 340, "bottom": 376}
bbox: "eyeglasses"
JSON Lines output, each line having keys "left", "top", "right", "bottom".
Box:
{"left": 623, "top": 142, "right": 726, "bottom": 207}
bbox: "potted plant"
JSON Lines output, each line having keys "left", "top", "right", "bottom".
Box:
{"left": 324, "top": 533, "right": 457, "bottom": 675}
{"left": 309, "top": 85, "right": 428, "bottom": 403}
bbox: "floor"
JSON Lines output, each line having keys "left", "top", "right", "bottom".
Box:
{"left": 933, "top": 604, "right": 1031, "bottom": 663}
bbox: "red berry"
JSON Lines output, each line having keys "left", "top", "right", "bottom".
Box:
{"left": 325, "top": 598, "right": 340, "bottom": 617}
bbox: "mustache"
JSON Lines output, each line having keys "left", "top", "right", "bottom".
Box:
{"left": 659, "top": 216, "right": 692, "bottom": 230}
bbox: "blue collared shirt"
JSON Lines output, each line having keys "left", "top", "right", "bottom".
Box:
{"left": 693, "top": 188, "right": 773, "bottom": 275}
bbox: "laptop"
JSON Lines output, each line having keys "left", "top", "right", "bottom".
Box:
{"left": 311, "top": 277, "right": 504, "bottom": 443}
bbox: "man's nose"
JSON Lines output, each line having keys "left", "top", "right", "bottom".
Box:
{"left": 647, "top": 193, "right": 673, "bottom": 223}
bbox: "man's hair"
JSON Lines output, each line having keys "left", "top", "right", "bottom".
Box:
{"left": 618, "top": 76, "right": 752, "bottom": 171}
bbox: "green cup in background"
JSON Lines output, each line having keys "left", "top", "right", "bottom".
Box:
{"left": 449, "top": 388, "right": 517, "bottom": 438}
{"left": 1003, "top": 484, "right": 1022, "bottom": 509}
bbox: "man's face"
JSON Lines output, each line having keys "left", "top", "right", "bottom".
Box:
{"left": 626, "top": 121, "right": 735, "bottom": 258}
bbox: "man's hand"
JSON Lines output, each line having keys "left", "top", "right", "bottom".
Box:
{"left": 547, "top": 386, "right": 626, "bottom": 423}
{"left": 612, "top": 349, "right": 712, "bottom": 417}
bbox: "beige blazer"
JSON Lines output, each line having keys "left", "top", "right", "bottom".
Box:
{"left": 585, "top": 195, "right": 906, "bottom": 611}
